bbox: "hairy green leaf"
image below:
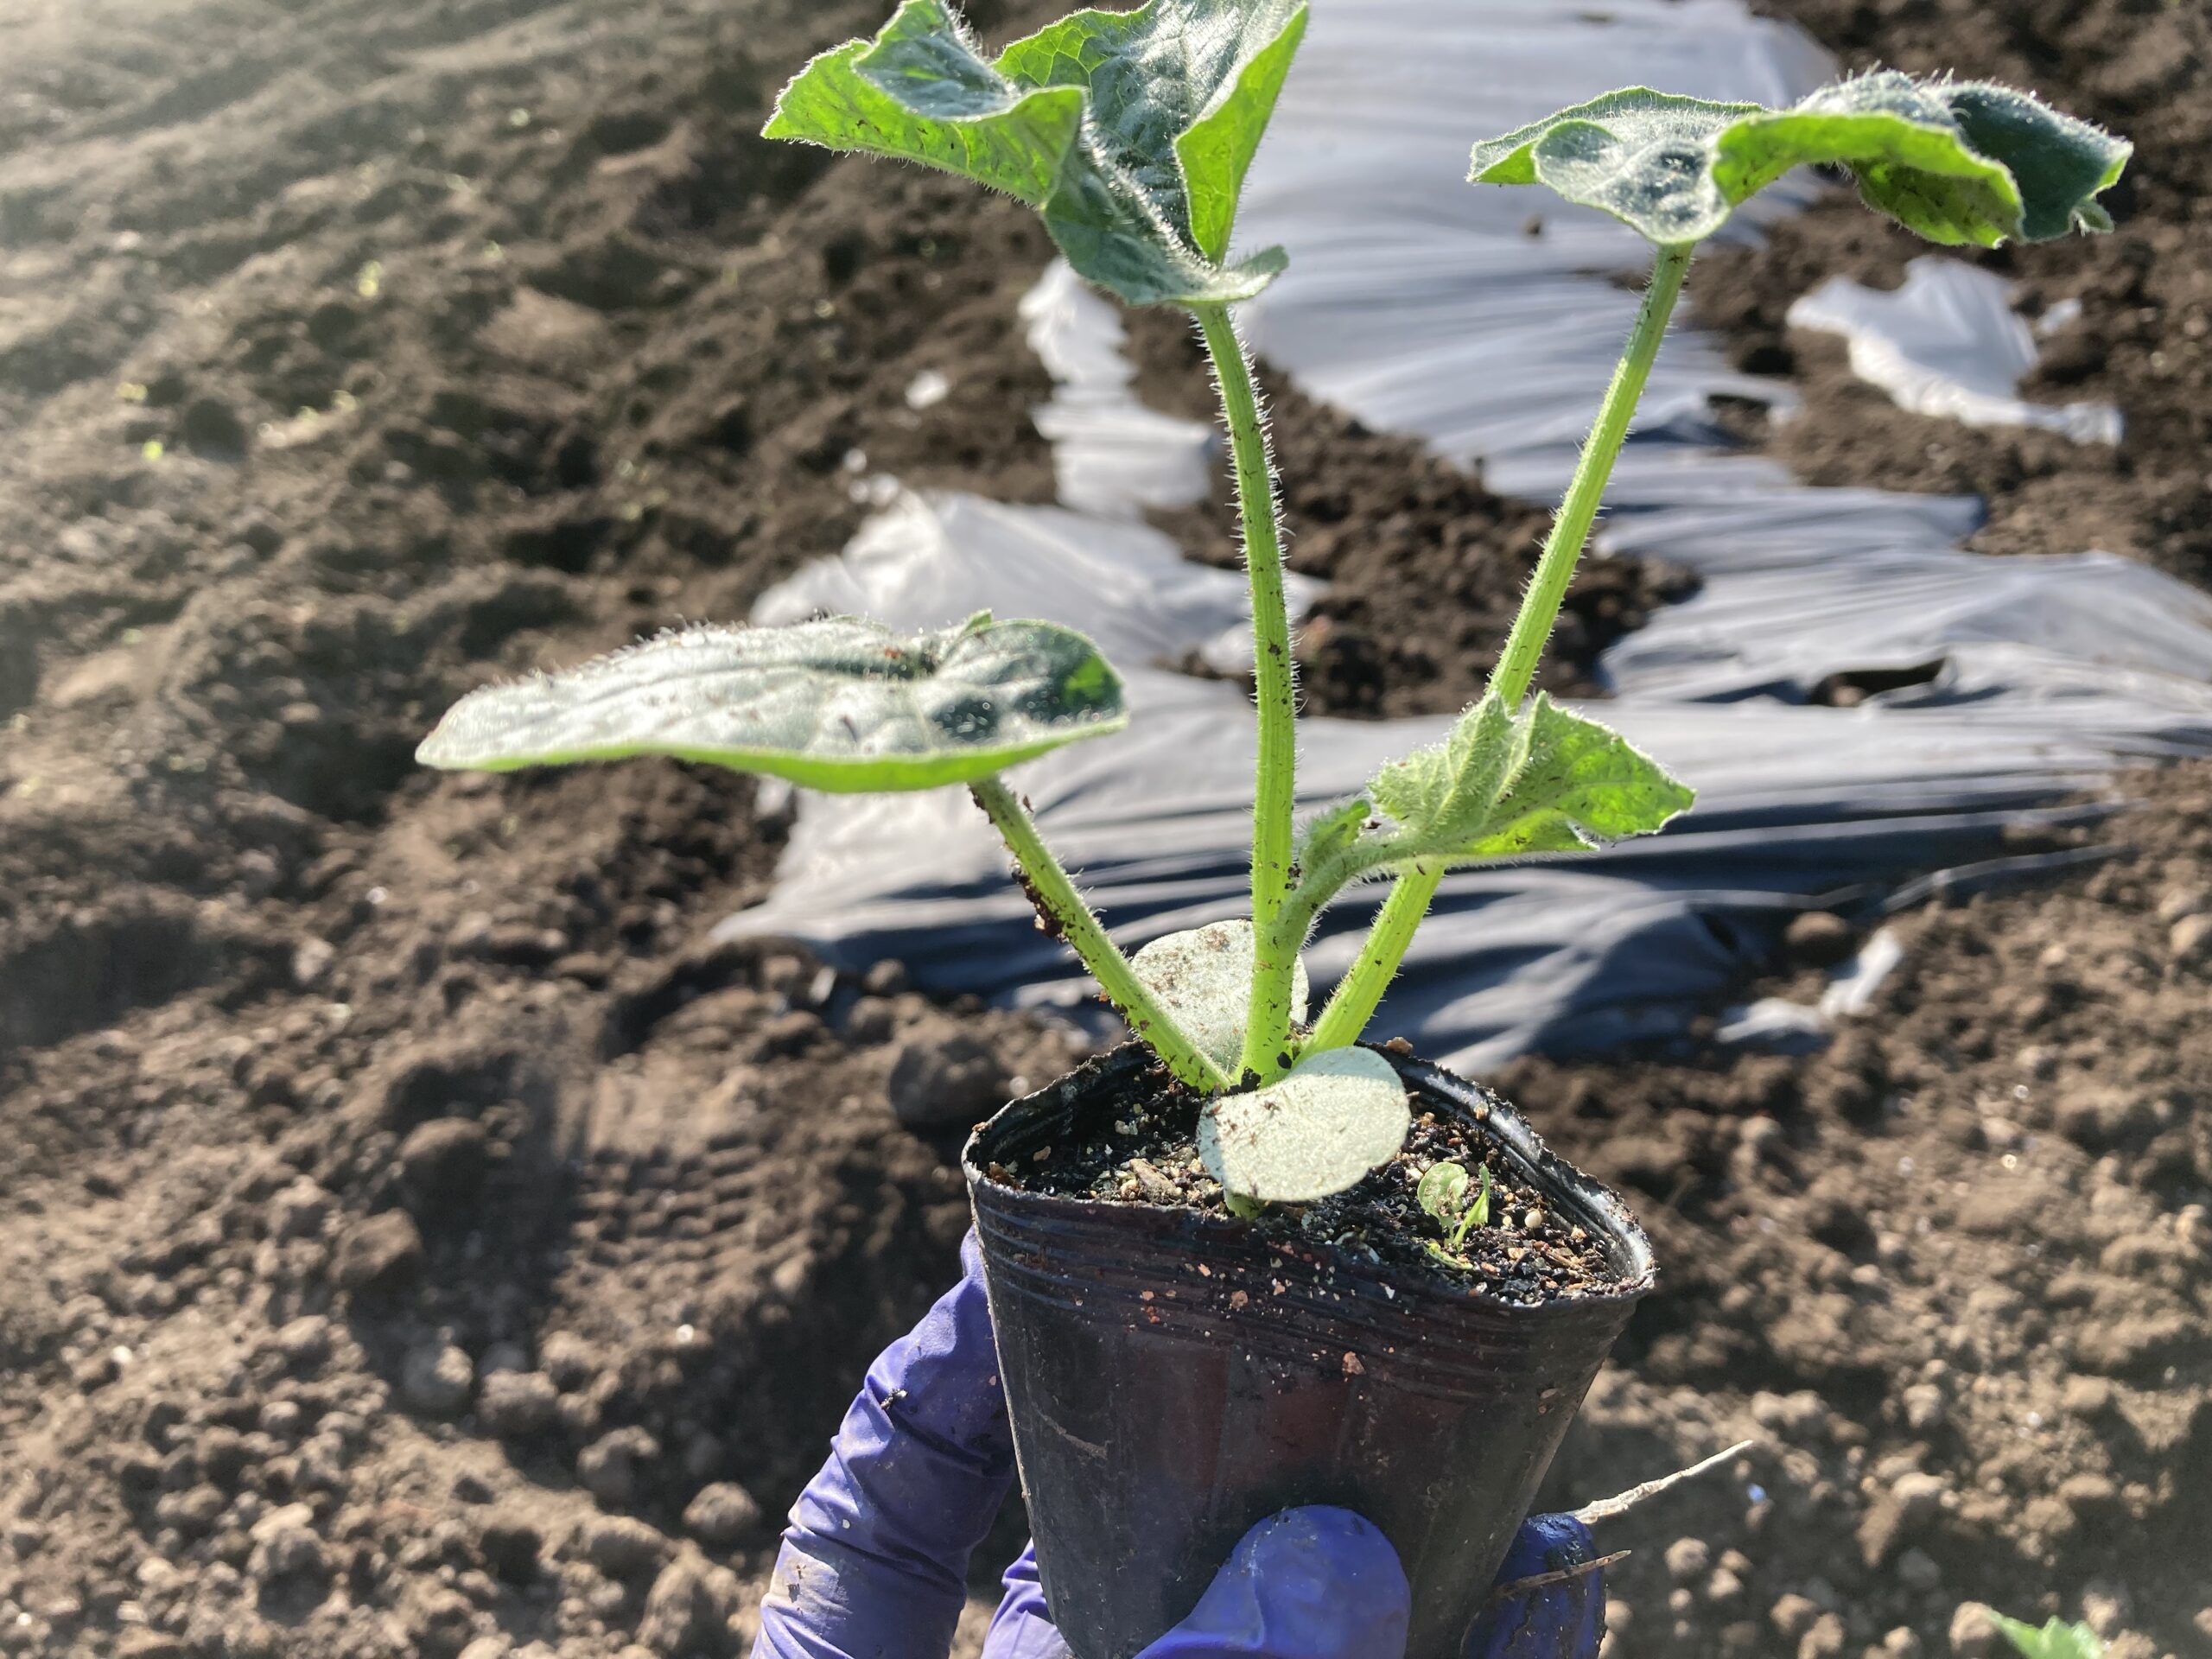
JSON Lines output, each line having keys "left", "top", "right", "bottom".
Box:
{"left": 1471, "top": 72, "right": 2129, "bottom": 248}
{"left": 1991, "top": 1618, "right": 2103, "bottom": 1659}
{"left": 1368, "top": 694, "right": 1516, "bottom": 851}
{"left": 1449, "top": 696, "right": 1694, "bottom": 859}
{"left": 1363, "top": 696, "right": 1691, "bottom": 865}
{"left": 1199, "top": 1046, "right": 1410, "bottom": 1205}
{"left": 1294, "top": 796, "right": 1374, "bottom": 878}
{"left": 417, "top": 613, "right": 1127, "bottom": 791}
{"left": 1131, "top": 920, "right": 1309, "bottom": 1074}
{"left": 766, "top": 0, "right": 1306, "bottom": 305}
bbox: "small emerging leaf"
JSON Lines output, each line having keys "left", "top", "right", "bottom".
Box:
{"left": 1991, "top": 1617, "right": 2104, "bottom": 1659}
{"left": 1416, "top": 1160, "right": 1470, "bottom": 1228}
{"left": 1131, "top": 920, "right": 1309, "bottom": 1075}
{"left": 1294, "top": 795, "right": 1375, "bottom": 880}
{"left": 1471, "top": 72, "right": 2128, "bottom": 249}
{"left": 1420, "top": 1160, "right": 1494, "bottom": 1253}
{"left": 418, "top": 614, "right": 1127, "bottom": 791}
{"left": 1368, "top": 695, "right": 1516, "bottom": 853}
{"left": 1460, "top": 1163, "right": 1492, "bottom": 1241}
{"left": 766, "top": 0, "right": 1307, "bottom": 306}
{"left": 1199, "top": 1046, "right": 1410, "bottom": 1205}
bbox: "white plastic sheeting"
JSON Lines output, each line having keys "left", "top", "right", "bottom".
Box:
{"left": 1231, "top": 0, "right": 1828, "bottom": 500}
{"left": 1020, "top": 263, "right": 1220, "bottom": 521}
{"left": 1786, "top": 257, "right": 2123, "bottom": 445}
{"left": 721, "top": 0, "right": 2212, "bottom": 1070}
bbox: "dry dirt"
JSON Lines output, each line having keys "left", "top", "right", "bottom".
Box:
{"left": 0, "top": 0, "right": 2207, "bottom": 1657}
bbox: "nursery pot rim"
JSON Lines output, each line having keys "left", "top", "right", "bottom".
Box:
{"left": 962, "top": 1039, "right": 1658, "bottom": 1313}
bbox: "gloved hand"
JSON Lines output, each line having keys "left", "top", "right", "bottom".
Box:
{"left": 752, "top": 1235, "right": 1608, "bottom": 1659}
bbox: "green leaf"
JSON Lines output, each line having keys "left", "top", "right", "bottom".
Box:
{"left": 1459, "top": 1163, "right": 1492, "bottom": 1240}
{"left": 1199, "top": 1046, "right": 1411, "bottom": 1205}
{"left": 417, "top": 613, "right": 1128, "bottom": 791}
{"left": 1368, "top": 694, "right": 1516, "bottom": 850}
{"left": 1294, "top": 796, "right": 1375, "bottom": 878}
{"left": 1416, "top": 1160, "right": 1469, "bottom": 1228}
{"left": 1942, "top": 83, "right": 2130, "bottom": 240}
{"left": 1446, "top": 696, "right": 1694, "bottom": 860}
{"left": 1990, "top": 1617, "right": 2104, "bottom": 1659}
{"left": 1361, "top": 696, "right": 1691, "bottom": 868}
{"left": 1172, "top": 8, "right": 1308, "bottom": 263}
{"left": 766, "top": 0, "right": 1307, "bottom": 306}
{"left": 1131, "top": 920, "right": 1309, "bottom": 1075}
{"left": 1471, "top": 71, "right": 2129, "bottom": 249}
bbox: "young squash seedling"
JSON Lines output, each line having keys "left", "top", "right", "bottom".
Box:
{"left": 417, "top": 0, "right": 2127, "bottom": 1228}
{"left": 1416, "top": 1160, "right": 1493, "bottom": 1269}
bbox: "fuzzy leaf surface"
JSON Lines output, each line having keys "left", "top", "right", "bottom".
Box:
{"left": 418, "top": 614, "right": 1127, "bottom": 791}
{"left": 1131, "top": 920, "right": 1308, "bottom": 1074}
{"left": 1991, "top": 1619, "right": 2103, "bottom": 1659}
{"left": 766, "top": 0, "right": 1306, "bottom": 305}
{"left": 1448, "top": 696, "right": 1694, "bottom": 859}
{"left": 1361, "top": 696, "right": 1692, "bottom": 866}
{"left": 1367, "top": 694, "right": 1516, "bottom": 852}
{"left": 1471, "top": 72, "right": 2128, "bottom": 248}
{"left": 1199, "top": 1046, "right": 1410, "bottom": 1205}
{"left": 1294, "top": 796, "right": 1375, "bottom": 879}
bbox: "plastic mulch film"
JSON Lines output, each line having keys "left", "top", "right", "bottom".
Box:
{"left": 1786, "top": 256, "right": 2122, "bottom": 447}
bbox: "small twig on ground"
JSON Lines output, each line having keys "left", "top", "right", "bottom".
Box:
{"left": 1485, "top": 1549, "right": 1631, "bottom": 1608}
{"left": 1572, "top": 1439, "right": 1758, "bottom": 1528}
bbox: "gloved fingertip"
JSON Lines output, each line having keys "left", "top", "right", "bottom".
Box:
{"left": 984, "top": 1545, "right": 1073, "bottom": 1659}
{"left": 1465, "top": 1513, "right": 1607, "bottom": 1659}
{"left": 1150, "top": 1506, "right": 1410, "bottom": 1658}
{"left": 1236, "top": 1507, "right": 1408, "bottom": 1594}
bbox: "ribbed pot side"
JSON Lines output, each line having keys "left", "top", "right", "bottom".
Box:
{"left": 965, "top": 1044, "right": 1656, "bottom": 1659}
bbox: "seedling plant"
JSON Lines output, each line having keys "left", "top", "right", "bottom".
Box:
{"left": 1992, "top": 1615, "right": 2105, "bottom": 1659}
{"left": 419, "top": 0, "right": 2127, "bottom": 1252}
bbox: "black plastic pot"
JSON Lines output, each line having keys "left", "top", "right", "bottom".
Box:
{"left": 964, "top": 1044, "right": 1656, "bottom": 1659}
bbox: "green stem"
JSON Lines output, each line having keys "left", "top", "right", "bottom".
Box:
{"left": 1304, "top": 859, "right": 1441, "bottom": 1052}
{"left": 969, "top": 778, "right": 1229, "bottom": 1094}
{"left": 1192, "top": 302, "right": 1300, "bottom": 1084}
{"left": 1493, "top": 242, "right": 1694, "bottom": 708}
{"left": 1307, "top": 243, "right": 1695, "bottom": 1053}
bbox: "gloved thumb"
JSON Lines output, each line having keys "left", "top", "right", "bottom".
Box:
{"left": 1463, "top": 1513, "right": 1607, "bottom": 1659}
{"left": 1138, "top": 1507, "right": 1411, "bottom": 1658}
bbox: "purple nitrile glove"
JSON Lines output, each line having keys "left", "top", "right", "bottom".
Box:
{"left": 753, "top": 1235, "right": 1607, "bottom": 1659}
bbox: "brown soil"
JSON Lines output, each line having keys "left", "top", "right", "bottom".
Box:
{"left": 1701, "top": 0, "right": 2212, "bottom": 582}
{"left": 1510, "top": 765, "right": 2212, "bottom": 1659}
{"left": 0, "top": 0, "right": 1677, "bottom": 1650}
{"left": 2, "top": 0, "right": 2208, "bottom": 1656}
{"left": 1001, "top": 1046, "right": 1622, "bottom": 1303}
{"left": 1122, "top": 306, "right": 1698, "bottom": 713}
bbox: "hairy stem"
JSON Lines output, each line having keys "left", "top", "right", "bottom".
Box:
{"left": 1494, "top": 243, "right": 1694, "bottom": 705}
{"left": 1303, "top": 857, "right": 1442, "bottom": 1052}
{"left": 1307, "top": 243, "right": 1695, "bottom": 1052}
{"left": 1192, "top": 302, "right": 1300, "bottom": 1084}
{"left": 969, "top": 778, "right": 1229, "bottom": 1093}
